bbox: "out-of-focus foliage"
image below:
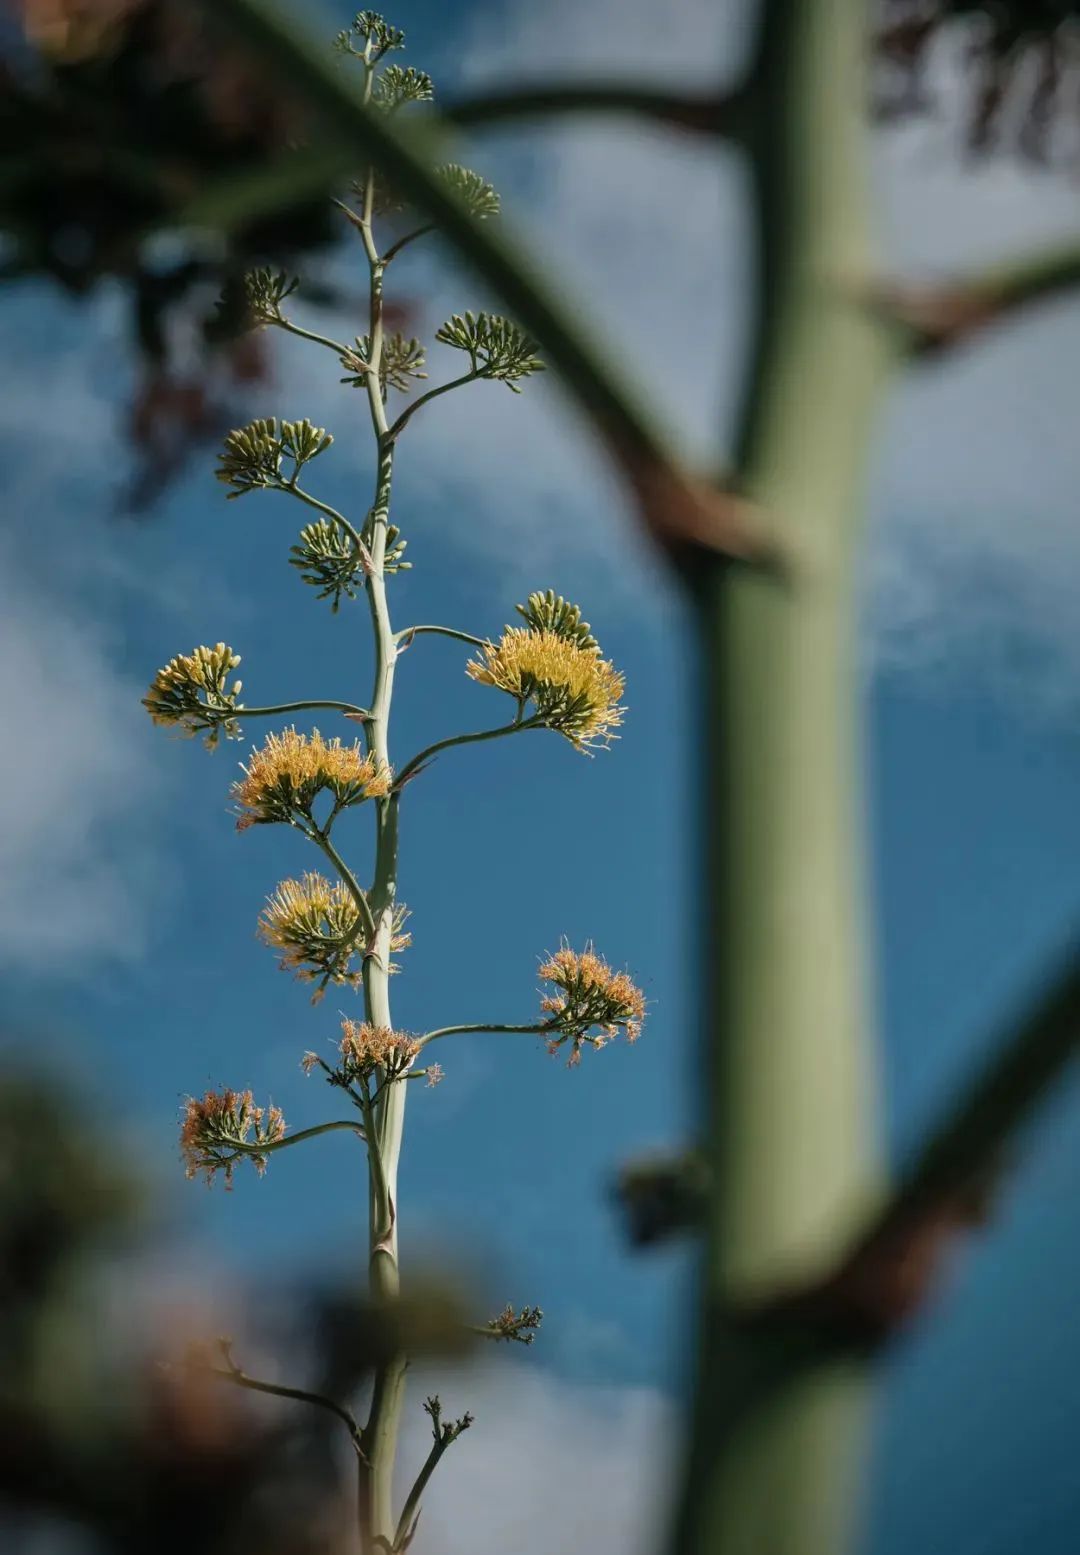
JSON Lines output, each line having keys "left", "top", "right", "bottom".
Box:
{"left": 0, "top": 1066, "right": 470, "bottom": 1553}
{"left": 874, "top": 1, "right": 1080, "bottom": 161}
{"left": 0, "top": 0, "right": 346, "bottom": 506}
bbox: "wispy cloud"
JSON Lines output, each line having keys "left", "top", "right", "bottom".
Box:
{"left": 440, "top": 0, "right": 1080, "bottom": 706}
{"left": 0, "top": 287, "right": 173, "bottom": 971}
{"left": 399, "top": 1357, "right": 676, "bottom": 1555}
{"left": 866, "top": 39, "right": 1080, "bottom": 705}
{"left": 0, "top": 547, "right": 163, "bottom": 968}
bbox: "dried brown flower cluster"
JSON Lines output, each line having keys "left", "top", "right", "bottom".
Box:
{"left": 142, "top": 643, "right": 243, "bottom": 748}
{"left": 467, "top": 628, "right": 625, "bottom": 752}
{"left": 539, "top": 943, "right": 646, "bottom": 1065}
{"left": 340, "top": 1019, "right": 419, "bottom": 1077}
{"left": 484, "top": 1303, "right": 544, "bottom": 1345}
{"left": 233, "top": 727, "right": 391, "bottom": 830}
{"left": 303, "top": 1020, "right": 422, "bottom": 1092}
{"left": 258, "top": 872, "right": 411, "bottom": 997}
{"left": 180, "top": 1087, "right": 285, "bottom": 1188}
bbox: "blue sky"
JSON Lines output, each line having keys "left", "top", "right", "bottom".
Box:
{"left": 3, "top": 2, "right": 1080, "bottom": 1552}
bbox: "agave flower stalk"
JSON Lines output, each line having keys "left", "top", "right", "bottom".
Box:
{"left": 183, "top": 3, "right": 1080, "bottom": 1553}
{"left": 145, "top": 14, "right": 646, "bottom": 1553}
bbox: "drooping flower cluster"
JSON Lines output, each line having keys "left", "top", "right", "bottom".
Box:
{"left": 143, "top": 643, "right": 243, "bottom": 748}
{"left": 258, "top": 872, "right": 411, "bottom": 997}
{"left": 233, "top": 728, "right": 392, "bottom": 830}
{"left": 180, "top": 1088, "right": 285, "bottom": 1188}
{"left": 467, "top": 628, "right": 625, "bottom": 752}
{"left": 538, "top": 943, "right": 646, "bottom": 1064}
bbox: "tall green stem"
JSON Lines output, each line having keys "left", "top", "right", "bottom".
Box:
{"left": 350, "top": 44, "right": 409, "bottom": 1553}
{"left": 673, "top": 2, "right": 897, "bottom": 1552}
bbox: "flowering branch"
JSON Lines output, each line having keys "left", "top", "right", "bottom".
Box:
{"left": 210, "top": 0, "right": 781, "bottom": 569}
{"left": 472, "top": 1304, "right": 544, "bottom": 1346}
{"left": 148, "top": 13, "right": 646, "bottom": 1552}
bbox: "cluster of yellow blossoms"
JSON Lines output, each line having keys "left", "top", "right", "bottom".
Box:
{"left": 257, "top": 872, "right": 411, "bottom": 997}
{"left": 467, "top": 628, "right": 625, "bottom": 752}
{"left": 539, "top": 943, "right": 646, "bottom": 1064}
{"left": 233, "top": 727, "right": 391, "bottom": 830}
{"left": 180, "top": 1087, "right": 285, "bottom": 1187}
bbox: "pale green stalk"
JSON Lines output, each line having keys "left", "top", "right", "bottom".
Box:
{"left": 394, "top": 625, "right": 487, "bottom": 650}
{"left": 269, "top": 316, "right": 351, "bottom": 356}
{"left": 672, "top": 1, "right": 898, "bottom": 1551}
{"left": 393, "top": 717, "right": 542, "bottom": 791}
{"left": 417, "top": 1022, "right": 550, "bottom": 1051}
{"left": 350, "top": 39, "right": 409, "bottom": 1549}
{"left": 236, "top": 698, "right": 370, "bottom": 719}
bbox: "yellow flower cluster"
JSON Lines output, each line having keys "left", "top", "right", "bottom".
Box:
{"left": 539, "top": 943, "right": 646, "bottom": 1064}
{"left": 466, "top": 628, "right": 625, "bottom": 752}
{"left": 258, "top": 872, "right": 411, "bottom": 996}
{"left": 233, "top": 727, "right": 392, "bottom": 830}
{"left": 143, "top": 643, "right": 243, "bottom": 748}
{"left": 180, "top": 1087, "right": 285, "bottom": 1188}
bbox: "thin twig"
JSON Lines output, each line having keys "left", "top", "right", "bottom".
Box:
{"left": 311, "top": 829, "right": 378, "bottom": 945}
{"left": 202, "top": 1354, "right": 366, "bottom": 1457}
{"left": 417, "top": 1022, "right": 552, "bottom": 1052}
{"left": 868, "top": 243, "right": 1080, "bottom": 354}
{"left": 280, "top": 483, "right": 368, "bottom": 557}
{"left": 443, "top": 82, "right": 753, "bottom": 138}
{"left": 393, "top": 717, "right": 543, "bottom": 791}
{"left": 272, "top": 316, "right": 352, "bottom": 357}
{"left": 383, "top": 225, "right": 435, "bottom": 264}
{"left": 394, "top": 625, "right": 487, "bottom": 651}
{"left": 237, "top": 699, "right": 371, "bottom": 720}
{"left": 385, "top": 371, "right": 480, "bottom": 442}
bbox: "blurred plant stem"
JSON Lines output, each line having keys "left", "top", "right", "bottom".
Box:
{"left": 672, "top": 1, "right": 898, "bottom": 1550}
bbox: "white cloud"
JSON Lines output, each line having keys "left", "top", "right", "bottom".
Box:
{"left": 398, "top": 1358, "right": 676, "bottom": 1555}
{"left": 865, "top": 36, "right": 1080, "bottom": 702}
{"left": 0, "top": 287, "right": 172, "bottom": 970}
{"left": 0, "top": 549, "right": 163, "bottom": 968}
